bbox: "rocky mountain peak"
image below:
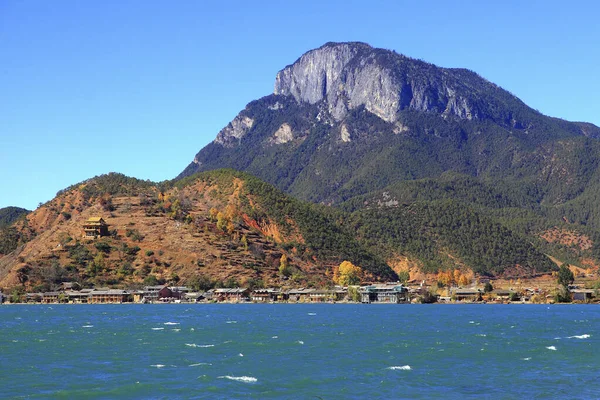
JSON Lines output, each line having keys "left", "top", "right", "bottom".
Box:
{"left": 180, "top": 42, "right": 600, "bottom": 195}
{"left": 211, "top": 42, "right": 572, "bottom": 149}
{"left": 273, "top": 42, "right": 514, "bottom": 124}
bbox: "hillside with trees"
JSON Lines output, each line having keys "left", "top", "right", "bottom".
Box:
{"left": 0, "top": 171, "right": 396, "bottom": 292}
{"left": 0, "top": 206, "right": 29, "bottom": 228}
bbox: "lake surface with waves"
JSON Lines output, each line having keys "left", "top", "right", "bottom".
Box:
{"left": 1, "top": 304, "right": 599, "bottom": 399}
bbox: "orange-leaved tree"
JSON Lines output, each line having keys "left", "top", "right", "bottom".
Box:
{"left": 333, "top": 261, "right": 364, "bottom": 286}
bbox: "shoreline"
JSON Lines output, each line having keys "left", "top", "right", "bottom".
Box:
{"left": 2, "top": 300, "right": 597, "bottom": 305}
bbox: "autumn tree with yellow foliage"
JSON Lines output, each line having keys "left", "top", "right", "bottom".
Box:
{"left": 333, "top": 261, "right": 364, "bottom": 286}
{"left": 213, "top": 204, "right": 241, "bottom": 235}
{"left": 437, "top": 269, "right": 473, "bottom": 287}
{"left": 279, "top": 254, "right": 291, "bottom": 277}
{"left": 209, "top": 207, "right": 219, "bottom": 222}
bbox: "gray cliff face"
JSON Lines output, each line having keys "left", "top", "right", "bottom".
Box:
{"left": 274, "top": 42, "right": 483, "bottom": 123}
{"left": 214, "top": 114, "right": 254, "bottom": 148}
{"left": 204, "top": 42, "right": 600, "bottom": 151}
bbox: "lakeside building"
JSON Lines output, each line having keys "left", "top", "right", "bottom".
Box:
{"left": 156, "top": 286, "right": 190, "bottom": 302}
{"left": 139, "top": 285, "right": 164, "bottom": 302}
{"left": 572, "top": 289, "right": 595, "bottom": 302}
{"left": 451, "top": 288, "right": 482, "bottom": 302}
{"left": 250, "top": 288, "right": 281, "bottom": 302}
{"left": 211, "top": 288, "right": 250, "bottom": 302}
{"left": 42, "top": 292, "right": 60, "bottom": 303}
{"left": 286, "top": 288, "right": 315, "bottom": 302}
{"left": 130, "top": 285, "right": 192, "bottom": 303}
{"left": 132, "top": 290, "right": 146, "bottom": 303}
{"left": 37, "top": 288, "right": 131, "bottom": 304}
{"left": 66, "top": 289, "right": 94, "bottom": 303}
{"left": 308, "top": 288, "right": 346, "bottom": 302}
{"left": 285, "top": 288, "right": 347, "bottom": 303}
{"left": 360, "top": 284, "right": 408, "bottom": 303}
{"left": 184, "top": 292, "right": 205, "bottom": 302}
{"left": 492, "top": 289, "right": 517, "bottom": 302}
{"left": 88, "top": 289, "right": 131, "bottom": 303}
{"left": 158, "top": 286, "right": 180, "bottom": 301}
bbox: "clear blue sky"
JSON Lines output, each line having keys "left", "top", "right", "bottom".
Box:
{"left": 1, "top": 0, "right": 599, "bottom": 210}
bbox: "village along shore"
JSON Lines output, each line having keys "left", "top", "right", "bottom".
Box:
{"left": 1, "top": 280, "right": 597, "bottom": 305}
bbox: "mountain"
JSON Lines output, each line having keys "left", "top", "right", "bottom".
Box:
{"left": 0, "top": 171, "right": 396, "bottom": 291}
{"left": 177, "top": 41, "right": 600, "bottom": 277}
{"left": 0, "top": 207, "right": 29, "bottom": 228}
{"left": 179, "top": 41, "right": 600, "bottom": 206}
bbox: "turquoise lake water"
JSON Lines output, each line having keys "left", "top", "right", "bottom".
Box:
{"left": 1, "top": 304, "right": 599, "bottom": 399}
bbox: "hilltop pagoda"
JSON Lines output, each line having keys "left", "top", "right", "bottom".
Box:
{"left": 83, "top": 217, "right": 109, "bottom": 238}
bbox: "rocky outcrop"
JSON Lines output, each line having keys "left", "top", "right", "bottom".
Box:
{"left": 274, "top": 42, "right": 495, "bottom": 123}
{"left": 214, "top": 114, "right": 254, "bottom": 148}
{"left": 340, "top": 124, "right": 351, "bottom": 142}
{"left": 271, "top": 123, "right": 294, "bottom": 144}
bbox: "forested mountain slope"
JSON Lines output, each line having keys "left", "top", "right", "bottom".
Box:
{"left": 176, "top": 42, "right": 600, "bottom": 277}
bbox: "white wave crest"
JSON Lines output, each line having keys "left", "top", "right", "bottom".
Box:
{"left": 185, "top": 343, "right": 215, "bottom": 348}
{"left": 546, "top": 346, "right": 557, "bottom": 351}
{"left": 82, "top": 325, "right": 94, "bottom": 328}
{"left": 567, "top": 334, "right": 590, "bottom": 339}
{"left": 218, "top": 375, "right": 257, "bottom": 383}
{"left": 297, "top": 340, "right": 304, "bottom": 345}
{"left": 226, "top": 321, "right": 237, "bottom": 324}
{"left": 189, "top": 363, "right": 212, "bottom": 367}
{"left": 152, "top": 327, "right": 164, "bottom": 331}
{"left": 388, "top": 365, "right": 411, "bottom": 370}
{"left": 522, "top": 357, "right": 531, "bottom": 361}
{"left": 308, "top": 313, "right": 317, "bottom": 316}
{"left": 151, "top": 364, "right": 165, "bottom": 368}
{"left": 164, "top": 322, "right": 180, "bottom": 325}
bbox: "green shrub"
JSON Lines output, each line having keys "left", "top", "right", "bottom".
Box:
{"left": 95, "top": 241, "right": 112, "bottom": 253}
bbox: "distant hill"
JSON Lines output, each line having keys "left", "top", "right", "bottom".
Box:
{"left": 0, "top": 207, "right": 30, "bottom": 256}
{"left": 0, "top": 171, "right": 396, "bottom": 291}
{"left": 0, "top": 206, "right": 29, "bottom": 228}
